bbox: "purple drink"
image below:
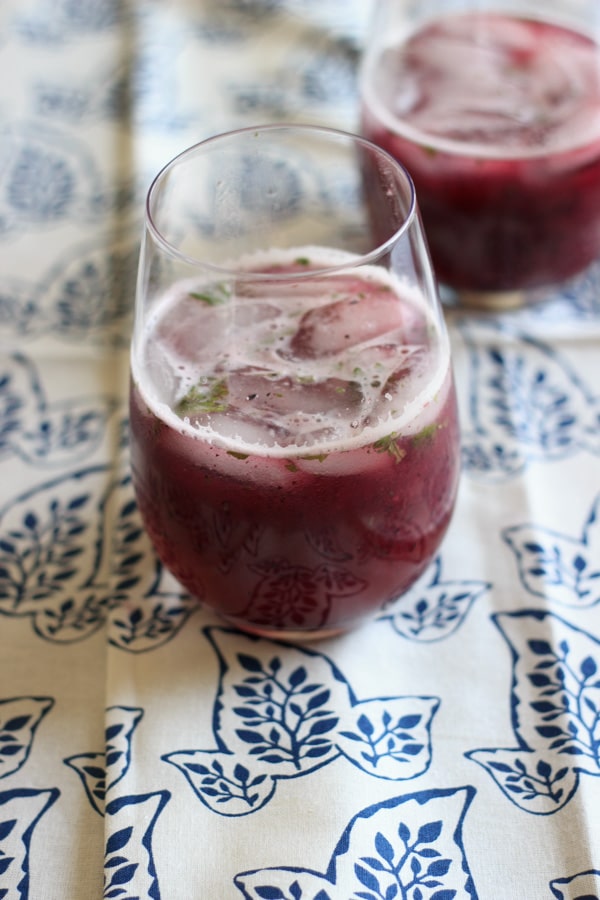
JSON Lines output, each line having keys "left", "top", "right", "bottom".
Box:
{"left": 361, "top": 14, "right": 600, "bottom": 295}
{"left": 129, "top": 251, "right": 460, "bottom": 638}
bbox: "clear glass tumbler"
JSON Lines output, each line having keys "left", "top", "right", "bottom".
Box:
{"left": 360, "top": 0, "right": 600, "bottom": 309}
{"left": 129, "top": 124, "right": 460, "bottom": 640}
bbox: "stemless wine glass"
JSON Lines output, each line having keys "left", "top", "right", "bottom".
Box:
{"left": 360, "top": 0, "right": 600, "bottom": 309}
{"left": 129, "top": 124, "right": 460, "bottom": 640}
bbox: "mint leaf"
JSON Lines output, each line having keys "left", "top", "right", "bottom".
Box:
{"left": 176, "top": 378, "right": 229, "bottom": 416}
{"left": 411, "top": 423, "right": 443, "bottom": 447}
{"left": 189, "top": 283, "right": 231, "bottom": 306}
{"left": 373, "top": 433, "right": 406, "bottom": 463}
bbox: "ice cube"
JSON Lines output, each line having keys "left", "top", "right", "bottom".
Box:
{"left": 167, "top": 412, "right": 298, "bottom": 488}
{"left": 295, "top": 442, "right": 387, "bottom": 476}
{"left": 226, "top": 367, "right": 363, "bottom": 418}
{"left": 289, "top": 286, "right": 405, "bottom": 359}
{"left": 231, "top": 301, "right": 282, "bottom": 327}
{"left": 156, "top": 294, "right": 280, "bottom": 367}
{"left": 550, "top": 104, "right": 600, "bottom": 160}
{"left": 234, "top": 273, "right": 330, "bottom": 302}
{"left": 174, "top": 365, "right": 365, "bottom": 448}
{"left": 198, "top": 410, "right": 293, "bottom": 448}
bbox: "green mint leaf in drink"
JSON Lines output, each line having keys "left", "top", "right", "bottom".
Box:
{"left": 373, "top": 432, "right": 407, "bottom": 463}
{"left": 189, "top": 283, "right": 231, "bottom": 306}
{"left": 175, "top": 378, "right": 229, "bottom": 416}
{"left": 411, "top": 423, "right": 442, "bottom": 446}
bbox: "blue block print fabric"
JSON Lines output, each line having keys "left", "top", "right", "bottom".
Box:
{"left": 0, "top": 0, "right": 599, "bottom": 897}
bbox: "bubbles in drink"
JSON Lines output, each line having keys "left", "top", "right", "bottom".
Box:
{"left": 133, "top": 248, "right": 448, "bottom": 454}
{"left": 183, "top": 367, "right": 364, "bottom": 447}
{"left": 369, "top": 14, "right": 600, "bottom": 155}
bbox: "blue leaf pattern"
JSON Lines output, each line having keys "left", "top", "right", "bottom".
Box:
{"left": 0, "top": 123, "right": 103, "bottom": 235}
{"left": 163, "top": 628, "right": 439, "bottom": 815}
{"left": 104, "top": 792, "right": 170, "bottom": 900}
{"left": 0, "top": 353, "right": 117, "bottom": 466}
{"left": 14, "top": 0, "right": 124, "bottom": 41}
{"left": 503, "top": 495, "right": 600, "bottom": 607}
{"left": 0, "top": 0, "right": 598, "bottom": 895}
{"left": 0, "top": 788, "right": 59, "bottom": 899}
{"left": 456, "top": 319, "right": 600, "bottom": 480}
{"left": 467, "top": 610, "right": 600, "bottom": 813}
{"left": 40, "top": 237, "right": 138, "bottom": 346}
{"left": 0, "top": 698, "right": 53, "bottom": 780}
{"left": 64, "top": 706, "right": 170, "bottom": 897}
{"left": 379, "top": 558, "right": 490, "bottom": 641}
{"left": 64, "top": 706, "right": 143, "bottom": 813}
{"left": 550, "top": 868, "right": 600, "bottom": 899}
{"left": 234, "top": 787, "right": 478, "bottom": 899}
{"left": 0, "top": 466, "right": 196, "bottom": 648}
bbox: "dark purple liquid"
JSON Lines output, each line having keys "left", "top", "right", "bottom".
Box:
{"left": 129, "top": 379, "right": 459, "bottom": 637}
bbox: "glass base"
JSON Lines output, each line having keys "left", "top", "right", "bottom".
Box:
{"left": 220, "top": 613, "right": 354, "bottom": 642}
{"left": 439, "top": 283, "right": 546, "bottom": 311}
{"left": 456, "top": 288, "right": 526, "bottom": 311}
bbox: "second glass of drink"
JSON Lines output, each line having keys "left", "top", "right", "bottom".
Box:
{"left": 360, "top": 0, "right": 600, "bottom": 308}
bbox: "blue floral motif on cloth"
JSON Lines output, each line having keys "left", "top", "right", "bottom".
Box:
{"left": 378, "top": 557, "right": 490, "bottom": 642}
{"left": 0, "top": 697, "right": 54, "bottom": 780}
{"left": 0, "top": 788, "right": 60, "bottom": 899}
{"left": 65, "top": 705, "right": 170, "bottom": 899}
{"left": 0, "top": 0, "right": 598, "bottom": 893}
{"left": 65, "top": 706, "right": 144, "bottom": 813}
{"left": 0, "top": 466, "right": 196, "bottom": 647}
{"left": 456, "top": 318, "right": 600, "bottom": 480}
{"left": 550, "top": 868, "right": 600, "bottom": 899}
{"left": 234, "top": 786, "right": 478, "bottom": 899}
{"left": 163, "top": 628, "right": 440, "bottom": 816}
{"left": 0, "top": 354, "right": 118, "bottom": 466}
{"left": 0, "top": 124, "right": 104, "bottom": 235}
{"left": 467, "top": 609, "right": 600, "bottom": 814}
{"left": 503, "top": 495, "right": 600, "bottom": 609}
{"left": 104, "top": 791, "right": 170, "bottom": 900}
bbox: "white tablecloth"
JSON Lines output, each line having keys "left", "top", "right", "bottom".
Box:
{"left": 1, "top": 1, "right": 599, "bottom": 897}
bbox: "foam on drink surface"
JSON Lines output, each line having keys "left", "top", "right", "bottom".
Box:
{"left": 362, "top": 13, "right": 600, "bottom": 159}
{"left": 131, "top": 247, "right": 450, "bottom": 458}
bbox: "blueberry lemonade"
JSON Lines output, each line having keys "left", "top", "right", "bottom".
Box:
{"left": 361, "top": 13, "right": 600, "bottom": 295}
{"left": 129, "top": 248, "right": 460, "bottom": 639}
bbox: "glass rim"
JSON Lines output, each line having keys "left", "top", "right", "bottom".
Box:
{"left": 144, "top": 122, "right": 418, "bottom": 280}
